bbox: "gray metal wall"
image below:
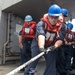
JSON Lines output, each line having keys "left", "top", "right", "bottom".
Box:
{"left": 2, "top": 0, "right": 22, "bottom": 10}
{"left": 0, "top": 0, "right": 23, "bottom": 64}
{"left": 0, "top": 0, "right": 7, "bottom": 56}
{"left": 10, "top": 15, "right": 23, "bottom": 52}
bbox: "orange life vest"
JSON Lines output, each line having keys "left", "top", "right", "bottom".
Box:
{"left": 41, "top": 14, "right": 62, "bottom": 47}
{"left": 22, "top": 21, "right": 36, "bottom": 39}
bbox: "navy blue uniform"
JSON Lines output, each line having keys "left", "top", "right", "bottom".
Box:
{"left": 72, "top": 34, "right": 75, "bottom": 69}
{"left": 72, "top": 47, "right": 75, "bottom": 68}
{"left": 57, "top": 27, "right": 74, "bottom": 75}
{"left": 19, "top": 31, "right": 32, "bottom": 68}
{"left": 24, "top": 21, "right": 66, "bottom": 75}
{"left": 20, "top": 38, "right": 32, "bottom": 64}
{"left": 57, "top": 44, "right": 73, "bottom": 75}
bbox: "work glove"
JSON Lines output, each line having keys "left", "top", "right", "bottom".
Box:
{"left": 48, "top": 46, "right": 56, "bottom": 51}
{"left": 39, "top": 48, "right": 47, "bottom": 54}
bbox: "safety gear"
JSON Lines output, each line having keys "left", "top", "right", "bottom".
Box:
{"left": 61, "top": 8, "right": 68, "bottom": 17}
{"left": 65, "top": 31, "right": 73, "bottom": 43}
{"left": 65, "top": 24, "right": 73, "bottom": 43}
{"left": 48, "top": 4, "right": 61, "bottom": 16}
{"left": 22, "top": 22, "right": 36, "bottom": 38}
{"left": 48, "top": 46, "right": 56, "bottom": 51}
{"left": 41, "top": 15, "right": 62, "bottom": 48}
{"left": 67, "top": 23, "right": 73, "bottom": 30}
{"left": 39, "top": 48, "right": 47, "bottom": 54}
{"left": 73, "top": 32, "right": 75, "bottom": 37}
{"left": 25, "top": 15, "right": 33, "bottom": 22}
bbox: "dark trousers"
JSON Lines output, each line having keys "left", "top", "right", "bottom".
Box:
{"left": 72, "top": 47, "right": 75, "bottom": 68}
{"left": 57, "top": 45, "right": 73, "bottom": 75}
{"left": 56, "top": 45, "right": 66, "bottom": 74}
{"left": 65, "top": 45, "right": 73, "bottom": 70}
{"left": 24, "top": 39, "right": 56, "bottom": 75}
{"left": 20, "top": 39, "right": 32, "bottom": 65}
{"left": 73, "top": 48, "right": 75, "bottom": 63}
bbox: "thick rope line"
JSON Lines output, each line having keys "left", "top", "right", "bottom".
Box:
{"left": 6, "top": 48, "right": 51, "bottom": 75}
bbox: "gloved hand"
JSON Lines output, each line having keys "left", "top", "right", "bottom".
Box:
{"left": 48, "top": 46, "right": 56, "bottom": 51}
{"left": 39, "top": 48, "right": 47, "bottom": 54}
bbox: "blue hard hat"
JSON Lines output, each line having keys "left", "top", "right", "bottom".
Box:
{"left": 61, "top": 8, "right": 68, "bottom": 17}
{"left": 67, "top": 23, "right": 73, "bottom": 30}
{"left": 48, "top": 4, "right": 61, "bottom": 16}
{"left": 25, "top": 15, "right": 33, "bottom": 22}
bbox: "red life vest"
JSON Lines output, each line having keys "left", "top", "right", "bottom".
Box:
{"left": 65, "top": 28, "right": 74, "bottom": 43}
{"left": 72, "top": 32, "right": 75, "bottom": 43}
{"left": 41, "top": 14, "right": 62, "bottom": 47}
{"left": 21, "top": 21, "right": 36, "bottom": 39}
{"left": 73, "top": 32, "right": 75, "bottom": 36}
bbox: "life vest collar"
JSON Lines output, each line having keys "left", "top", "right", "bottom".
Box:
{"left": 41, "top": 15, "right": 62, "bottom": 32}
